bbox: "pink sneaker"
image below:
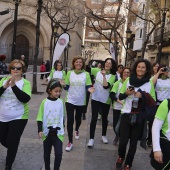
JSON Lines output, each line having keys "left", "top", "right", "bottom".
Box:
{"left": 65, "top": 143, "right": 73, "bottom": 152}
{"left": 75, "top": 131, "right": 79, "bottom": 140}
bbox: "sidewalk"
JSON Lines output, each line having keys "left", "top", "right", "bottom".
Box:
{"left": 0, "top": 72, "right": 154, "bottom": 170}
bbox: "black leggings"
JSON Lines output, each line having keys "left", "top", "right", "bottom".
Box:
{"left": 43, "top": 135, "right": 63, "bottom": 170}
{"left": 150, "top": 134, "right": 170, "bottom": 170}
{"left": 118, "top": 114, "right": 143, "bottom": 167}
{"left": 90, "top": 100, "right": 110, "bottom": 139}
{"left": 113, "top": 109, "right": 121, "bottom": 137}
{"left": 0, "top": 119, "right": 27, "bottom": 167}
{"left": 66, "top": 102, "right": 84, "bottom": 143}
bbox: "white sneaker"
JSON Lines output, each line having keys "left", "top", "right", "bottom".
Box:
{"left": 65, "top": 143, "right": 73, "bottom": 152}
{"left": 102, "top": 136, "right": 108, "bottom": 144}
{"left": 98, "top": 114, "right": 101, "bottom": 120}
{"left": 87, "top": 139, "right": 94, "bottom": 148}
{"left": 75, "top": 131, "right": 79, "bottom": 140}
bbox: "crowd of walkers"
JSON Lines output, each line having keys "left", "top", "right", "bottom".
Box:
{"left": 0, "top": 55, "right": 170, "bottom": 170}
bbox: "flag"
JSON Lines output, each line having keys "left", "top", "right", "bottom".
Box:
{"left": 52, "top": 33, "right": 70, "bottom": 66}
{"left": 110, "top": 43, "right": 115, "bottom": 61}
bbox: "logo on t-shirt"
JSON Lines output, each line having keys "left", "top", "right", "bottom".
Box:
{"left": 58, "top": 38, "right": 66, "bottom": 46}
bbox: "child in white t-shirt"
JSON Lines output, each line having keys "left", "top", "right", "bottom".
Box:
{"left": 36, "top": 79, "right": 65, "bottom": 170}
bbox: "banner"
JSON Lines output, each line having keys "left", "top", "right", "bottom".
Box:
{"left": 52, "top": 33, "right": 70, "bottom": 66}
{"left": 110, "top": 43, "right": 115, "bottom": 61}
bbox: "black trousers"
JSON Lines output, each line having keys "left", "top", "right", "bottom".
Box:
{"left": 43, "top": 135, "right": 63, "bottom": 170}
{"left": 66, "top": 102, "right": 84, "bottom": 143}
{"left": 113, "top": 109, "right": 121, "bottom": 137}
{"left": 90, "top": 100, "right": 110, "bottom": 139}
{"left": 0, "top": 119, "right": 27, "bottom": 167}
{"left": 150, "top": 133, "right": 170, "bottom": 170}
{"left": 118, "top": 114, "right": 143, "bottom": 167}
{"left": 40, "top": 74, "right": 45, "bottom": 79}
{"left": 82, "top": 91, "right": 90, "bottom": 114}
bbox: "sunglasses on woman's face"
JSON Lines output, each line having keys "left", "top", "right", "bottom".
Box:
{"left": 11, "top": 66, "right": 22, "bottom": 70}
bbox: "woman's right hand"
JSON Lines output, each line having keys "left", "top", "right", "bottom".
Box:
{"left": 3, "top": 78, "right": 12, "bottom": 89}
{"left": 38, "top": 132, "right": 43, "bottom": 138}
{"left": 154, "top": 151, "right": 163, "bottom": 163}
{"left": 125, "top": 88, "right": 135, "bottom": 96}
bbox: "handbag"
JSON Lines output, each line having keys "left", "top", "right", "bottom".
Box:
{"left": 130, "top": 114, "right": 137, "bottom": 125}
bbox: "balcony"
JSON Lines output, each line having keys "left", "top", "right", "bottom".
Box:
{"left": 154, "top": 21, "right": 170, "bottom": 42}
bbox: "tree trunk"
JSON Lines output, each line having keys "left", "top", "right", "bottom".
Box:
{"left": 50, "top": 23, "right": 54, "bottom": 68}
{"left": 32, "top": 0, "right": 43, "bottom": 93}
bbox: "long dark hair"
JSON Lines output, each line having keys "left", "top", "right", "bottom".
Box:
{"left": 103, "top": 58, "right": 117, "bottom": 75}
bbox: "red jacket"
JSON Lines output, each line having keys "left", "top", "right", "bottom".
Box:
{"left": 40, "top": 65, "right": 46, "bottom": 72}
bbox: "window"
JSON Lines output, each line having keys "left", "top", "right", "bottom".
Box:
{"left": 104, "top": 6, "right": 116, "bottom": 14}
{"left": 89, "top": 20, "right": 99, "bottom": 26}
{"left": 90, "top": 43, "right": 99, "bottom": 47}
{"left": 88, "top": 32, "right": 100, "bottom": 38}
{"left": 102, "top": 30, "right": 111, "bottom": 37}
{"left": 132, "top": 20, "right": 136, "bottom": 26}
{"left": 91, "top": 0, "right": 102, "bottom": 4}
{"left": 106, "top": 0, "right": 117, "bottom": 2}
{"left": 134, "top": 0, "right": 139, "bottom": 2}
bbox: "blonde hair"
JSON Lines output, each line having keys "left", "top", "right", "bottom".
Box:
{"left": 8, "top": 59, "right": 26, "bottom": 73}
{"left": 71, "top": 55, "right": 85, "bottom": 70}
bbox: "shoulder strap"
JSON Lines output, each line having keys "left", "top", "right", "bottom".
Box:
{"left": 168, "top": 99, "right": 170, "bottom": 111}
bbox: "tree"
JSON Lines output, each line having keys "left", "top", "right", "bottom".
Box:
{"left": 43, "top": 0, "right": 84, "bottom": 68}
{"left": 84, "top": 0, "right": 126, "bottom": 63}
{"left": 32, "top": 0, "right": 43, "bottom": 93}
{"left": 125, "top": 0, "right": 161, "bottom": 58}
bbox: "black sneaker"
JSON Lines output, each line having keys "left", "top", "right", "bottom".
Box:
{"left": 115, "top": 157, "right": 124, "bottom": 170}
{"left": 82, "top": 113, "right": 86, "bottom": 120}
{"left": 5, "top": 166, "right": 12, "bottom": 170}
{"left": 113, "top": 136, "right": 119, "bottom": 145}
{"left": 147, "top": 140, "right": 152, "bottom": 147}
{"left": 124, "top": 164, "right": 130, "bottom": 170}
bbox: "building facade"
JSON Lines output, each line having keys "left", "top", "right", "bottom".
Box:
{"left": 0, "top": 0, "right": 83, "bottom": 67}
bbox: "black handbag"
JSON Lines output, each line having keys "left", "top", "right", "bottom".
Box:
{"left": 130, "top": 114, "right": 137, "bottom": 125}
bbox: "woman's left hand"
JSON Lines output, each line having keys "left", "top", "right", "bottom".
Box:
{"left": 101, "top": 70, "right": 106, "bottom": 76}
{"left": 10, "top": 76, "right": 16, "bottom": 87}
{"left": 154, "top": 151, "right": 163, "bottom": 163}
{"left": 59, "top": 79, "right": 66, "bottom": 87}
{"left": 88, "top": 87, "right": 95, "bottom": 93}
{"left": 134, "top": 92, "right": 142, "bottom": 98}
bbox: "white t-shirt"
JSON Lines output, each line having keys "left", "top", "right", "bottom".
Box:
{"left": 155, "top": 78, "right": 170, "bottom": 105}
{"left": 65, "top": 70, "right": 91, "bottom": 106}
{"left": 0, "top": 77, "right": 31, "bottom": 122}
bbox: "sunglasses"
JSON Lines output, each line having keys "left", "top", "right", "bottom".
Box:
{"left": 11, "top": 66, "right": 22, "bottom": 71}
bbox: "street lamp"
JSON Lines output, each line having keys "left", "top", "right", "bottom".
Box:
{"left": 125, "top": 27, "right": 132, "bottom": 66}
{"left": 157, "top": 0, "right": 169, "bottom": 64}
{"left": 53, "top": 24, "right": 60, "bottom": 51}
{"left": 0, "top": 9, "right": 10, "bottom": 15}
{"left": 11, "top": 0, "right": 21, "bottom": 61}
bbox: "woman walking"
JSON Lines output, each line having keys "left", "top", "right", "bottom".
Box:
{"left": 64, "top": 56, "right": 94, "bottom": 152}
{"left": 47, "top": 60, "right": 66, "bottom": 82}
{"left": 115, "top": 59, "right": 156, "bottom": 170}
{"left": 150, "top": 99, "right": 170, "bottom": 170}
{"left": 0, "top": 59, "right": 31, "bottom": 170}
{"left": 110, "top": 67, "right": 130, "bottom": 145}
{"left": 86, "top": 57, "right": 117, "bottom": 147}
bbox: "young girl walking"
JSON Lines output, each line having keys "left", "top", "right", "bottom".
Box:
{"left": 36, "top": 79, "right": 65, "bottom": 170}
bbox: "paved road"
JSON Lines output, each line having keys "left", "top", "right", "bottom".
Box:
{"left": 0, "top": 72, "right": 154, "bottom": 170}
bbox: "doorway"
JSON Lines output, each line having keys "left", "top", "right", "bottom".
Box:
{"left": 16, "top": 35, "right": 29, "bottom": 61}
